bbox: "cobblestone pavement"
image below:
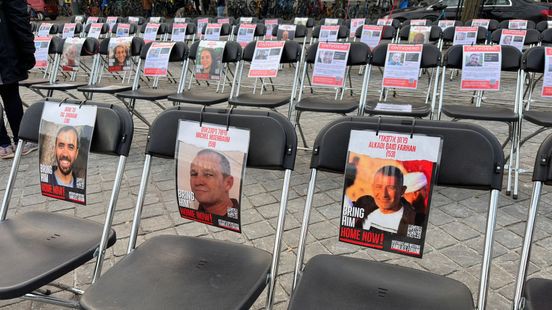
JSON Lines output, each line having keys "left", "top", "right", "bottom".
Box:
{"left": 1, "top": 41, "right": 552, "bottom": 310}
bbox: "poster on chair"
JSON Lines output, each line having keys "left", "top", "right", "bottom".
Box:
{"left": 382, "top": 44, "right": 423, "bottom": 89}
{"left": 312, "top": 42, "right": 350, "bottom": 87}
{"left": 277, "top": 24, "right": 296, "bottom": 40}
{"left": 38, "top": 101, "right": 97, "bottom": 205}
{"left": 116, "top": 23, "right": 130, "bottom": 37}
{"left": 87, "top": 23, "right": 104, "bottom": 39}
{"left": 34, "top": 37, "right": 51, "bottom": 69}
{"left": 248, "top": 40, "right": 285, "bottom": 78}
{"left": 108, "top": 37, "right": 133, "bottom": 72}
{"left": 471, "top": 19, "right": 490, "bottom": 29}
{"left": 339, "top": 130, "right": 442, "bottom": 258}
{"left": 508, "top": 19, "right": 528, "bottom": 30}
{"left": 264, "top": 19, "right": 279, "bottom": 39}
{"left": 437, "top": 20, "right": 455, "bottom": 31}
{"left": 175, "top": 120, "right": 250, "bottom": 233}
{"left": 143, "top": 23, "right": 160, "bottom": 43}
{"left": 319, "top": 25, "right": 340, "bottom": 42}
{"left": 171, "top": 23, "right": 188, "bottom": 42}
{"left": 204, "top": 23, "right": 222, "bottom": 41}
{"left": 62, "top": 23, "right": 76, "bottom": 39}
{"left": 461, "top": 45, "right": 501, "bottom": 91}
{"left": 61, "top": 37, "right": 85, "bottom": 72}
{"left": 106, "top": 16, "right": 118, "bottom": 31}
{"left": 452, "top": 26, "right": 478, "bottom": 46}
{"left": 195, "top": 40, "right": 226, "bottom": 81}
{"left": 408, "top": 26, "right": 430, "bottom": 44}
{"left": 360, "top": 25, "right": 383, "bottom": 50}
{"left": 236, "top": 23, "right": 257, "bottom": 48}
{"left": 541, "top": 47, "right": 552, "bottom": 97}
{"left": 377, "top": 18, "right": 393, "bottom": 26}
{"left": 143, "top": 41, "right": 176, "bottom": 76}
{"left": 499, "top": 29, "right": 526, "bottom": 52}
{"left": 196, "top": 17, "right": 209, "bottom": 38}
{"left": 349, "top": 18, "right": 365, "bottom": 38}
{"left": 38, "top": 23, "right": 53, "bottom": 37}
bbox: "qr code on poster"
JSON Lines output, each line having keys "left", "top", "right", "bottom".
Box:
{"left": 407, "top": 224, "right": 422, "bottom": 239}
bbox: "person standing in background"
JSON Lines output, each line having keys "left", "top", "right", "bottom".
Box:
{"left": 143, "top": 0, "right": 152, "bottom": 17}
{"left": 216, "top": 0, "right": 225, "bottom": 17}
{"left": 0, "top": 0, "right": 38, "bottom": 159}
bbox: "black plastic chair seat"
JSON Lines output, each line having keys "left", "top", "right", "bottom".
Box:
{"left": 524, "top": 111, "right": 552, "bottom": 127}
{"left": 0, "top": 211, "right": 116, "bottom": 299}
{"left": 19, "top": 78, "right": 50, "bottom": 87}
{"left": 80, "top": 235, "right": 271, "bottom": 310}
{"left": 524, "top": 278, "right": 552, "bottom": 310}
{"left": 295, "top": 97, "right": 358, "bottom": 113}
{"left": 32, "top": 82, "right": 88, "bottom": 91}
{"left": 116, "top": 89, "right": 173, "bottom": 100}
{"left": 442, "top": 105, "right": 518, "bottom": 122}
{"left": 289, "top": 255, "right": 473, "bottom": 310}
{"left": 78, "top": 84, "right": 133, "bottom": 94}
{"left": 364, "top": 100, "right": 431, "bottom": 118}
{"left": 228, "top": 93, "right": 290, "bottom": 108}
{"left": 167, "top": 91, "right": 229, "bottom": 105}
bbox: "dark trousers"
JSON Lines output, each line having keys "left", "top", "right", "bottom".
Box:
{"left": 0, "top": 83, "right": 24, "bottom": 147}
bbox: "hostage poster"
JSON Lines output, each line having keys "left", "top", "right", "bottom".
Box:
{"left": 176, "top": 120, "right": 249, "bottom": 232}
{"left": 339, "top": 130, "right": 442, "bottom": 257}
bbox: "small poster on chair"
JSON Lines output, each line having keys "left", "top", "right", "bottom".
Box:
{"left": 106, "top": 16, "right": 118, "bottom": 31}
{"left": 461, "top": 45, "right": 502, "bottom": 90}
{"left": 196, "top": 18, "right": 209, "bottom": 37}
{"left": 38, "top": 23, "right": 53, "bottom": 37}
{"left": 408, "top": 26, "right": 430, "bottom": 44}
{"left": 324, "top": 18, "right": 339, "bottom": 26}
{"left": 62, "top": 23, "right": 76, "bottom": 39}
{"left": 360, "top": 25, "right": 383, "bottom": 49}
{"left": 149, "top": 16, "right": 161, "bottom": 23}
{"left": 34, "top": 37, "right": 51, "bottom": 69}
{"left": 382, "top": 44, "right": 423, "bottom": 89}
{"left": 499, "top": 29, "right": 526, "bottom": 52}
{"left": 204, "top": 23, "right": 222, "bottom": 41}
{"left": 38, "top": 101, "right": 97, "bottom": 205}
{"left": 471, "top": 19, "right": 490, "bottom": 29}
{"left": 312, "top": 42, "right": 350, "bottom": 87}
{"left": 240, "top": 17, "right": 253, "bottom": 24}
{"left": 85, "top": 16, "right": 98, "bottom": 26}
{"left": 264, "top": 19, "right": 279, "bottom": 39}
{"left": 108, "top": 37, "right": 133, "bottom": 72}
{"left": 174, "top": 17, "right": 187, "bottom": 23}
{"left": 236, "top": 23, "right": 257, "bottom": 48}
{"left": 116, "top": 23, "right": 130, "bottom": 37}
{"left": 437, "top": 20, "right": 456, "bottom": 30}
{"left": 277, "top": 24, "right": 296, "bottom": 40}
{"left": 452, "top": 26, "right": 478, "bottom": 45}
{"left": 61, "top": 37, "right": 85, "bottom": 72}
{"left": 294, "top": 17, "right": 308, "bottom": 26}
{"left": 541, "top": 47, "right": 552, "bottom": 96}
{"left": 144, "top": 41, "right": 176, "bottom": 76}
{"left": 87, "top": 23, "right": 103, "bottom": 39}
{"left": 409, "top": 19, "right": 427, "bottom": 26}
{"left": 339, "top": 130, "right": 442, "bottom": 258}
{"left": 171, "top": 23, "right": 188, "bottom": 42}
{"left": 248, "top": 40, "right": 285, "bottom": 78}
{"left": 349, "top": 18, "right": 365, "bottom": 38}
{"left": 128, "top": 16, "right": 140, "bottom": 24}
{"left": 217, "top": 18, "right": 230, "bottom": 24}
{"left": 509, "top": 19, "right": 528, "bottom": 30}
{"left": 195, "top": 40, "right": 226, "bottom": 81}
{"left": 143, "top": 23, "right": 160, "bottom": 43}
{"left": 377, "top": 18, "right": 393, "bottom": 26}
{"left": 175, "top": 120, "right": 250, "bottom": 233}
{"left": 319, "top": 25, "right": 340, "bottom": 42}
{"left": 74, "top": 15, "right": 85, "bottom": 24}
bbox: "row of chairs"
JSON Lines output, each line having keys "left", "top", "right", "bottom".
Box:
{"left": 1, "top": 99, "right": 552, "bottom": 309}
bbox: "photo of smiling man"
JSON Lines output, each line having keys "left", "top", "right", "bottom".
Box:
{"left": 39, "top": 101, "right": 96, "bottom": 205}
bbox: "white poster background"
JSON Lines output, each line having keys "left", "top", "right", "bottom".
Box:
{"left": 62, "top": 23, "right": 76, "bottom": 39}
{"left": 204, "top": 23, "right": 222, "bottom": 41}
{"left": 34, "top": 37, "right": 51, "bottom": 69}
{"left": 143, "top": 23, "right": 160, "bottom": 43}
{"left": 453, "top": 27, "right": 478, "bottom": 45}
{"left": 38, "top": 23, "right": 53, "bottom": 37}
{"left": 438, "top": 20, "right": 456, "bottom": 30}
{"left": 471, "top": 19, "right": 490, "bottom": 29}
{"left": 461, "top": 45, "right": 502, "bottom": 91}
{"left": 509, "top": 19, "right": 528, "bottom": 30}
{"left": 171, "top": 23, "right": 188, "bottom": 42}
{"left": 499, "top": 29, "right": 526, "bottom": 52}
{"left": 248, "top": 40, "right": 285, "bottom": 78}
{"left": 360, "top": 25, "right": 383, "bottom": 50}
{"left": 236, "top": 23, "right": 256, "bottom": 47}
{"left": 312, "top": 42, "right": 350, "bottom": 87}
{"left": 144, "top": 42, "right": 175, "bottom": 76}
{"left": 319, "top": 25, "right": 340, "bottom": 42}
{"left": 116, "top": 23, "right": 130, "bottom": 37}
{"left": 87, "top": 23, "right": 103, "bottom": 39}
{"left": 382, "top": 44, "right": 423, "bottom": 89}
{"left": 349, "top": 18, "right": 365, "bottom": 38}
{"left": 264, "top": 19, "right": 278, "bottom": 39}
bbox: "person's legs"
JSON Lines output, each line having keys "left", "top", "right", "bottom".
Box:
{"left": 0, "top": 83, "right": 24, "bottom": 145}
{"left": 217, "top": 5, "right": 224, "bottom": 17}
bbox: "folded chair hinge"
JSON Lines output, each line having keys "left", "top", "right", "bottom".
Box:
{"left": 313, "top": 147, "right": 319, "bottom": 155}
{"left": 93, "top": 248, "right": 100, "bottom": 258}
{"left": 495, "top": 164, "right": 501, "bottom": 174}
{"left": 265, "top": 273, "right": 271, "bottom": 285}
{"left": 540, "top": 155, "right": 548, "bottom": 166}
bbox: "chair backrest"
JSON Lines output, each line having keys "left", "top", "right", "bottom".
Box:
{"left": 304, "top": 42, "right": 371, "bottom": 66}
{"left": 232, "top": 23, "right": 266, "bottom": 36}
{"left": 111, "top": 23, "right": 139, "bottom": 35}
{"left": 441, "top": 26, "right": 487, "bottom": 43}
{"left": 371, "top": 43, "right": 441, "bottom": 68}
{"left": 532, "top": 133, "right": 552, "bottom": 183}
{"left": 522, "top": 46, "right": 545, "bottom": 73}
{"left": 399, "top": 25, "right": 442, "bottom": 42}
{"left": 442, "top": 44, "right": 521, "bottom": 71}
{"left": 294, "top": 17, "right": 314, "bottom": 28}
{"left": 271, "top": 24, "right": 308, "bottom": 38}
{"left": 167, "top": 22, "right": 197, "bottom": 36}
{"left": 498, "top": 19, "right": 536, "bottom": 30}
{"left": 139, "top": 41, "right": 189, "bottom": 61}
{"left": 188, "top": 40, "right": 242, "bottom": 63}
{"left": 242, "top": 40, "right": 301, "bottom": 63}
{"left": 355, "top": 25, "right": 396, "bottom": 41}
{"left": 39, "top": 23, "right": 60, "bottom": 35}
{"left": 541, "top": 28, "right": 552, "bottom": 44}
{"left": 84, "top": 23, "right": 110, "bottom": 35}
{"left": 465, "top": 19, "right": 499, "bottom": 31}
{"left": 490, "top": 29, "right": 540, "bottom": 45}
{"left": 536, "top": 20, "right": 550, "bottom": 32}
{"left": 99, "top": 37, "right": 144, "bottom": 56}
{"left": 311, "top": 25, "right": 349, "bottom": 40}
{"left": 55, "top": 37, "right": 100, "bottom": 56}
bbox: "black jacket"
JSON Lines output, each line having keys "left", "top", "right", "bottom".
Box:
{"left": 0, "top": 0, "right": 35, "bottom": 84}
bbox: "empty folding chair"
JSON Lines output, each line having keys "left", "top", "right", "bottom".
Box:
{"left": 77, "top": 37, "right": 145, "bottom": 99}
{"left": 437, "top": 44, "right": 522, "bottom": 199}
{"left": 79, "top": 105, "right": 297, "bottom": 309}
{"left": 512, "top": 133, "right": 552, "bottom": 310}
{"left": 498, "top": 19, "right": 536, "bottom": 30}
{"left": 31, "top": 37, "right": 101, "bottom": 99}
{"left": 310, "top": 24, "right": 349, "bottom": 43}
{"left": 114, "top": 41, "right": 189, "bottom": 126}
{"left": 0, "top": 99, "right": 133, "bottom": 307}
{"left": 289, "top": 116, "right": 505, "bottom": 310}
{"left": 362, "top": 43, "right": 442, "bottom": 118}
{"left": 168, "top": 40, "right": 241, "bottom": 106}
{"left": 294, "top": 42, "right": 371, "bottom": 147}
{"left": 228, "top": 40, "right": 302, "bottom": 114}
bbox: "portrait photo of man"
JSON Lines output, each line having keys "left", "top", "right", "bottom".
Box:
{"left": 387, "top": 52, "right": 403, "bottom": 66}
{"left": 354, "top": 165, "right": 416, "bottom": 235}
{"left": 403, "top": 172, "right": 429, "bottom": 225}
{"left": 50, "top": 126, "right": 79, "bottom": 188}
{"left": 466, "top": 53, "right": 483, "bottom": 67}
{"left": 189, "top": 149, "right": 239, "bottom": 217}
